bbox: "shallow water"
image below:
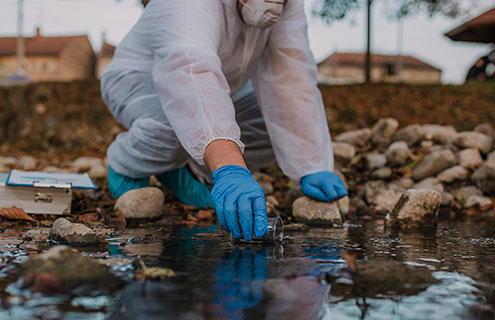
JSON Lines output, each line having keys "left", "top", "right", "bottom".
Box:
{"left": 2, "top": 218, "right": 495, "bottom": 319}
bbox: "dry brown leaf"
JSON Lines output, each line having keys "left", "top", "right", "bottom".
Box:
{"left": 342, "top": 252, "right": 357, "bottom": 273}
{"left": 135, "top": 256, "right": 176, "bottom": 281}
{"left": 197, "top": 209, "right": 214, "bottom": 221}
{"left": 0, "top": 207, "right": 36, "bottom": 222}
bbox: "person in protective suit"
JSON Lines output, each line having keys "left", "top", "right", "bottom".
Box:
{"left": 101, "top": 0, "right": 348, "bottom": 241}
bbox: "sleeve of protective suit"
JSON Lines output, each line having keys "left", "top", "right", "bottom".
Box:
{"left": 147, "top": 1, "right": 244, "bottom": 165}
{"left": 251, "top": 1, "right": 334, "bottom": 182}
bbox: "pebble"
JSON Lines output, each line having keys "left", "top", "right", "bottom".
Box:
{"left": 89, "top": 163, "right": 108, "bottom": 179}
{"left": 115, "top": 187, "right": 165, "bottom": 219}
{"left": 332, "top": 142, "right": 356, "bottom": 163}
{"left": 413, "top": 177, "right": 444, "bottom": 193}
{"left": 371, "top": 118, "right": 399, "bottom": 146}
{"left": 292, "top": 196, "right": 342, "bottom": 225}
{"left": 365, "top": 152, "right": 387, "bottom": 171}
{"left": 436, "top": 165, "right": 469, "bottom": 183}
{"left": 259, "top": 180, "right": 274, "bottom": 195}
{"left": 370, "top": 167, "right": 392, "bottom": 180}
{"left": 49, "top": 218, "right": 99, "bottom": 245}
{"left": 70, "top": 157, "right": 104, "bottom": 171}
{"left": 422, "top": 124, "right": 458, "bottom": 144}
{"left": 474, "top": 123, "right": 493, "bottom": 138}
{"left": 458, "top": 148, "right": 483, "bottom": 168}
{"left": 393, "top": 124, "right": 424, "bottom": 147}
{"left": 385, "top": 188, "right": 441, "bottom": 228}
{"left": 455, "top": 131, "right": 492, "bottom": 154}
{"left": 441, "top": 191, "right": 454, "bottom": 207}
{"left": 386, "top": 141, "right": 411, "bottom": 166}
{"left": 464, "top": 195, "right": 493, "bottom": 209}
{"left": 364, "top": 180, "right": 405, "bottom": 212}
{"left": 412, "top": 149, "right": 456, "bottom": 181}
{"left": 334, "top": 128, "right": 371, "bottom": 147}
{"left": 18, "top": 155, "right": 37, "bottom": 170}
{"left": 471, "top": 161, "right": 495, "bottom": 196}
{"left": 0, "top": 156, "right": 16, "bottom": 167}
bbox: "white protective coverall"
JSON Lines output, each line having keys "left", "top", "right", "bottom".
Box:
{"left": 101, "top": 0, "right": 334, "bottom": 183}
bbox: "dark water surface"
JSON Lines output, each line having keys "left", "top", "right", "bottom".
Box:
{"left": 2, "top": 218, "right": 495, "bottom": 319}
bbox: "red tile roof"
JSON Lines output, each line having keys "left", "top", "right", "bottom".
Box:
{"left": 99, "top": 41, "right": 116, "bottom": 58}
{"left": 445, "top": 7, "right": 495, "bottom": 43}
{"left": 318, "top": 52, "right": 441, "bottom": 72}
{"left": 0, "top": 32, "right": 90, "bottom": 57}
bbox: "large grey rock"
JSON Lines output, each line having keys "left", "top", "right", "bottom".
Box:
{"left": 364, "top": 180, "right": 406, "bottom": 212}
{"left": 18, "top": 155, "right": 37, "bottom": 170}
{"left": 471, "top": 161, "right": 495, "bottom": 196}
{"left": 292, "top": 196, "right": 342, "bottom": 225}
{"left": 464, "top": 195, "right": 493, "bottom": 209}
{"left": 332, "top": 142, "right": 356, "bottom": 163}
{"left": 385, "top": 189, "right": 441, "bottom": 228}
{"left": 386, "top": 141, "right": 411, "bottom": 166}
{"left": 393, "top": 124, "right": 424, "bottom": 147}
{"left": 49, "top": 218, "right": 99, "bottom": 245}
{"left": 371, "top": 118, "right": 399, "bottom": 146}
{"left": 422, "top": 124, "right": 458, "bottom": 144}
{"left": 455, "top": 131, "right": 492, "bottom": 154}
{"left": 115, "top": 187, "right": 165, "bottom": 219}
{"left": 365, "top": 152, "right": 387, "bottom": 171}
{"left": 413, "top": 177, "right": 444, "bottom": 193}
{"left": 458, "top": 148, "right": 483, "bottom": 169}
{"left": 436, "top": 165, "right": 469, "bottom": 183}
{"left": 334, "top": 128, "right": 371, "bottom": 147}
{"left": 412, "top": 149, "right": 456, "bottom": 181}
{"left": 20, "top": 246, "right": 122, "bottom": 293}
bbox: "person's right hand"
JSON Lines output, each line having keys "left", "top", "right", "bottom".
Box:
{"left": 211, "top": 165, "right": 268, "bottom": 240}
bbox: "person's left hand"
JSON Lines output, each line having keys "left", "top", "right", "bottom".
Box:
{"left": 300, "top": 171, "right": 348, "bottom": 202}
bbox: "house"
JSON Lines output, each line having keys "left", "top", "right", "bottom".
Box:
{"left": 97, "top": 41, "right": 116, "bottom": 78}
{"left": 317, "top": 52, "right": 442, "bottom": 84}
{"left": 0, "top": 28, "right": 95, "bottom": 82}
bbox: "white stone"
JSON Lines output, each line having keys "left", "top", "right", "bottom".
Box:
{"left": 386, "top": 141, "right": 411, "bottom": 166}
{"left": 471, "top": 161, "right": 495, "bottom": 196}
{"left": 334, "top": 128, "right": 371, "bottom": 147}
{"left": 385, "top": 189, "right": 441, "bottom": 228}
{"left": 18, "top": 155, "right": 37, "bottom": 170}
{"left": 0, "top": 156, "right": 16, "bottom": 167}
{"left": 458, "top": 148, "right": 483, "bottom": 168}
{"left": 292, "top": 196, "right": 342, "bottom": 225}
{"left": 115, "top": 187, "right": 165, "bottom": 219}
{"left": 365, "top": 152, "right": 387, "bottom": 171}
{"left": 89, "top": 163, "right": 108, "bottom": 179}
{"left": 393, "top": 124, "right": 424, "bottom": 147}
{"left": 455, "top": 131, "right": 492, "bottom": 154}
{"left": 487, "top": 151, "right": 495, "bottom": 164}
{"left": 70, "top": 157, "right": 105, "bottom": 171}
{"left": 364, "top": 180, "right": 406, "bottom": 212}
{"left": 371, "top": 167, "right": 392, "bottom": 180}
{"left": 395, "top": 178, "right": 415, "bottom": 189}
{"left": 371, "top": 118, "right": 399, "bottom": 145}
{"left": 49, "top": 218, "right": 98, "bottom": 245}
{"left": 332, "top": 142, "right": 356, "bottom": 162}
{"left": 422, "top": 124, "right": 458, "bottom": 144}
{"left": 413, "top": 177, "right": 444, "bottom": 193}
{"left": 259, "top": 180, "right": 274, "bottom": 195}
{"left": 464, "top": 195, "right": 493, "bottom": 209}
{"left": 436, "top": 165, "right": 469, "bottom": 183}
{"left": 412, "top": 149, "right": 456, "bottom": 181}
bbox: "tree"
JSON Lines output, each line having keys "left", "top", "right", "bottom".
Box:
{"left": 313, "top": 0, "right": 472, "bottom": 83}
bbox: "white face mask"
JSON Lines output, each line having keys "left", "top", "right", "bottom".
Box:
{"left": 239, "top": 0, "right": 284, "bottom": 28}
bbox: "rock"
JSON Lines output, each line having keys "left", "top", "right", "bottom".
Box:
{"left": 393, "top": 124, "right": 424, "bottom": 147}
{"left": 385, "top": 189, "right": 441, "bottom": 228}
{"left": 0, "top": 164, "right": 9, "bottom": 173}
{"left": 488, "top": 151, "right": 495, "bottom": 164}
{"left": 464, "top": 195, "right": 493, "bottom": 210}
{"left": 471, "top": 162, "right": 495, "bottom": 196}
{"left": 70, "top": 157, "right": 104, "bottom": 171}
{"left": 18, "top": 155, "right": 37, "bottom": 170}
{"left": 474, "top": 123, "right": 493, "bottom": 138}
{"left": 292, "top": 196, "right": 342, "bottom": 225}
{"left": 49, "top": 218, "right": 99, "bottom": 245}
{"left": 332, "top": 142, "right": 356, "bottom": 163}
{"left": 365, "top": 152, "right": 387, "bottom": 171}
{"left": 115, "top": 187, "right": 165, "bottom": 219}
{"left": 283, "top": 223, "right": 310, "bottom": 232}
{"left": 337, "top": 196, "right": 350, "bottom": 217}
{"left": 422, "top": 124, "right": 458, "bottom": 144}
{"left": 413, "top": 177, "right": 444, "bottom": 193}
{"left": 334, "top": 169, "right": 349, "bottom": 190}
{"left": 334, "top": 128, "right": 371, "bottom": 147}
{"left": 458, "top": 148, "right": 483, "bottom": 169}
{"left": 89, "top": 163, "right": 108, "bottom": 179}
{"left": 258, "top": 180, "right": 274, "bottom": 195}
{"left": 280, "top": 187, "right": 304, "bottom": 214}
{"left": 364, "top": 180, "right": 406, "bottom": 212}
{"left": 455, "top": 131, "right": 492, "bottom": 154}
{"left": 370, "top": 167, "right": 392, "bottom": 180}
{"left": 412, "top": 149, "right": 456, "bottom": 181}
{"left": 371, "top": 118, "right": 399, "bottom": 146}
{"left": 441, "top": 191, "right": 454, "bottom": 207}
{"left": 436, "top": 165, "right": 469, "bottom": 183}
{"left": 455, "top": 186, "right": 483, "bottom": 202}
{"left": 19, "top": 245, "right": 122, "bottom": 293}
{"left": 266, "top": 195, "right": 280, "bottom": 217}
{"left": 395, "top": 177, "right": 415, "bottom": 189}
{"left": 0, "top": 156, "right": 16, "bottom": 167}
{"left": 41, "top": 166, "right": 69, "bottom": 173}
{"left": 386, "top": 141, "right": 411, "bottom": 166}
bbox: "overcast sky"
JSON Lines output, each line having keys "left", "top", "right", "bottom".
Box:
{"left": 0, "top": 0, "right": 493, "bottom": 83}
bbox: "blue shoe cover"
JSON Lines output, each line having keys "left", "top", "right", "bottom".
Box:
{"left": 156, "top": 166, "right": 214, "bottom": 209}
{"left": 108, "top": 165, "right": 150, "bottom": 199}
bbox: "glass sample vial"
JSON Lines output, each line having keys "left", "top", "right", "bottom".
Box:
{"left": 235, "top": 215, "right": 284, "bottom": 244}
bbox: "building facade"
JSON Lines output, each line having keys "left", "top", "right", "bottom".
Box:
{"left": 0, "top": 28, "right": 95, "bottom": 82}
{"left": 318, "top": 52, "right": 442, "bottom": 84}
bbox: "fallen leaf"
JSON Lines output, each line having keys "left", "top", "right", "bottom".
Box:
{"left": 0, "top": 207, "right": 36, "bottom": 222}
{"left": 197, "top": 209, "right": 214, "bottom": 221}
{"left": 104, "top": 209, "right": 126, "bottom": 230}
{"left": 135, "top": 256, "right": 175, "bottom": 281}
{"left": 186, "top": 213, "right": 198, "bottom": 222}
{"left": 76, "top": 212, "right": 102, "bottom": 225}
{"left": 342, "top": 252, "right": 357, "bottom": 273}
{"left": 181, "top": 204, "right": 197, "bottom": 211}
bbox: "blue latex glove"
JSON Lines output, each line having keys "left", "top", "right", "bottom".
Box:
{"left": 300, "top": 171, "right": 348, "bottom": 202}
{"left": 211, "top": 165, "right": 267, "bottom": 240}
